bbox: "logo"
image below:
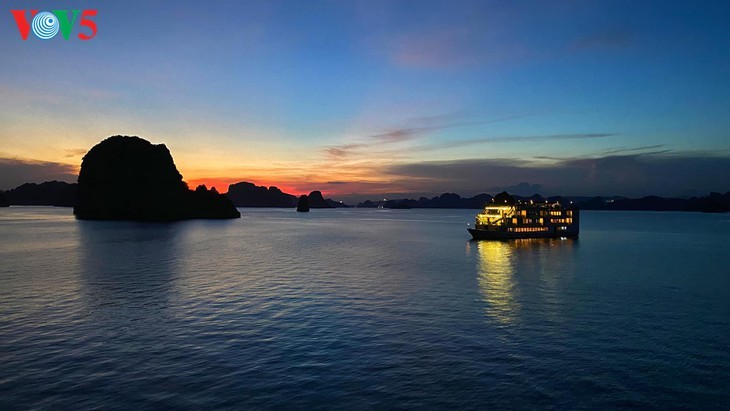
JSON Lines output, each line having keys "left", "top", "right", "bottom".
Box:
{"left": 11, "top": 10, "right": 98, "bottom": 40}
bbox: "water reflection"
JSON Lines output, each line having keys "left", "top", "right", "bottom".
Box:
{"left": 0, "top": 211, "right": 85, "bottom": 324}
{"left": 473, "top": 238, "right": 577, "bottom": 324}
{"left": 474, "top": 241, "right": 519, "bottom": 324}
{"left": 77, "top": 221, "right": 182, "bottom": 333}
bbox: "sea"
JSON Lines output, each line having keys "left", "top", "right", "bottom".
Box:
{"left": 0, "top": 207, "right": 728, "bottom": 409}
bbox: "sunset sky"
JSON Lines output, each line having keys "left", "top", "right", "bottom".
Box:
{"left": 1, "top": 0, "right": 729, "bottom": 201}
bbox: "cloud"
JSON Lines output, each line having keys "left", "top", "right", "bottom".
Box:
{"left": 365, "top": 112, "right": 480, "bottom": 144}
{"left": 592, "top": 144, "right": 665, "bottom": 156}
{"left": 64, "top": 148, "right": 89, "bottom": 158}
{"left": 324, "top": 145, "right": 363, "bottom": 159}
{"left": 384, "top": 152, "right": 730, "bottom": 197}
{"left": 0, "top": 158, "right": 78, "bottom": 190}
{"left": 322, "top": 112, "right": 535, "bottom": 159}
{"left": 369, "top": 127, "right": 427, "bottom": 143}
{"left": 322, "top": 118, "right": 449, "bottom": 159}
{"left": 414, "top": 132, "right": 616, "bottom": 152}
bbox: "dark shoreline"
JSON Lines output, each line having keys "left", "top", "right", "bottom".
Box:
{"left": 2, "top": 180, "right": 729, "bottom": 213}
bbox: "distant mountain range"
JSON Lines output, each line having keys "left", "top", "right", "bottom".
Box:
{"left": 359, "top": 192, "right": 730, "bottom": 213}
{"left": 0, "top": 180, "right": 344, "bottom": 209}
{"left": 225, "top": 182, "right": 342, "bottom": 208}
{"left": 357, "top": 193, "right": 493, "bottom": 209}
{"left": 571, "top": 193, "right": 730, "bottom": 213}
{"left": 1, "top": 181, "right": 77, "bottom": 207}
{"left": 1, "top": 180, "right": 729, "bottom": 213}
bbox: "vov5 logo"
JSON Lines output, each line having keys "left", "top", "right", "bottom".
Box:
{"left": 11, "top": 10, "right": 98, "bottom": 40}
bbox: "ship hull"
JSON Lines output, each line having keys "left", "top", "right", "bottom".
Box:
{"left": 468, "top": 228, "right": 578, "bottom": 240}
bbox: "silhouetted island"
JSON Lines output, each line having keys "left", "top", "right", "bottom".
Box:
{"left": 306, "top": 191, "right": 332, "bottom": 208}
{"left": 224, "top": 183, "right": 341, "bottom": 208}
{"left": 356, "top": 191, "right": 730, "bottom": 213}
{"left": 1, "top": 181, "right": 77, "bottom": 207}
{"left": 574, "top": 193, "right": 730, "bottom": 213}
{"left": 358, "top": 193, "right": 493, "bottom": 209}
{"left": 5, "top": 173, "right": 728, "bottom": 214}
{"left": 296, "top": 195, "right": 310, "bottom": 212}
{"left": 74, "top": 136, "right": 240, "bottom": 221}
{"left": 226, "top": 182, "right": 297, "bottom": 207}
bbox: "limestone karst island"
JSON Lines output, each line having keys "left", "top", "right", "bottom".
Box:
{"left": 73, "top": 136, "right": 240, "bottom": 221}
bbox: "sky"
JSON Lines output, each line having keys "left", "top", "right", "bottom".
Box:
{"left": 1, "top": 0, "right": 729, "bottom": 202}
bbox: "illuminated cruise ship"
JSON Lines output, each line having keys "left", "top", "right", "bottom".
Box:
{"left": 468, "top": 193, "right": 579, "bottom": 240}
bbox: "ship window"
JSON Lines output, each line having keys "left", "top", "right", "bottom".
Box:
{"left": 512, "top": 218, "right": 518, "bottom": 224}
{"left": 513, "top": 227, "right": 549, "bottom": 232}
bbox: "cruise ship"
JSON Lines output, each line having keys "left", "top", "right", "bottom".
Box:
{"left": 468, "top": 194, "right": 579, "bottom": 240}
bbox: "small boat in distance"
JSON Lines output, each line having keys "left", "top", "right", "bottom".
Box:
{"left": 468, "top": 192, "right": 579, "bottom": 240}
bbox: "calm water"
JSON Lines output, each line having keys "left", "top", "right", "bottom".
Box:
{"left": 0, "top": 207, "right": 729, "bottom": 409}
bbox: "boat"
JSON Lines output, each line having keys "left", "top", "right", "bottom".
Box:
{"left": 468, "top": 193, "right": 579, "bottom": 240}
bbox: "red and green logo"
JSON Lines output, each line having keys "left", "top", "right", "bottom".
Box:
{"left": 11, "top": 10, "right": 98, "bottom": 40}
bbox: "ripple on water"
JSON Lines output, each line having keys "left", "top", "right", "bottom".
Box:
{"left": 0, "top": 208, "right": 729, "bottom": 409}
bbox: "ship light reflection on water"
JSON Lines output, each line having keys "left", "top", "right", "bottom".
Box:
{"left": 472, "top": 238, "right": 577, "bottom": 325}
{"left": 475, "top": 241, "right": 519, "bottom": 324}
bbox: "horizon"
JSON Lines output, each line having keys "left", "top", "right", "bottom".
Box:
{"left": 2, "top": 1, "right": 729, "bottom": 199}
{"left": 3, "top": 172, "right": 728, "bottom": 206}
